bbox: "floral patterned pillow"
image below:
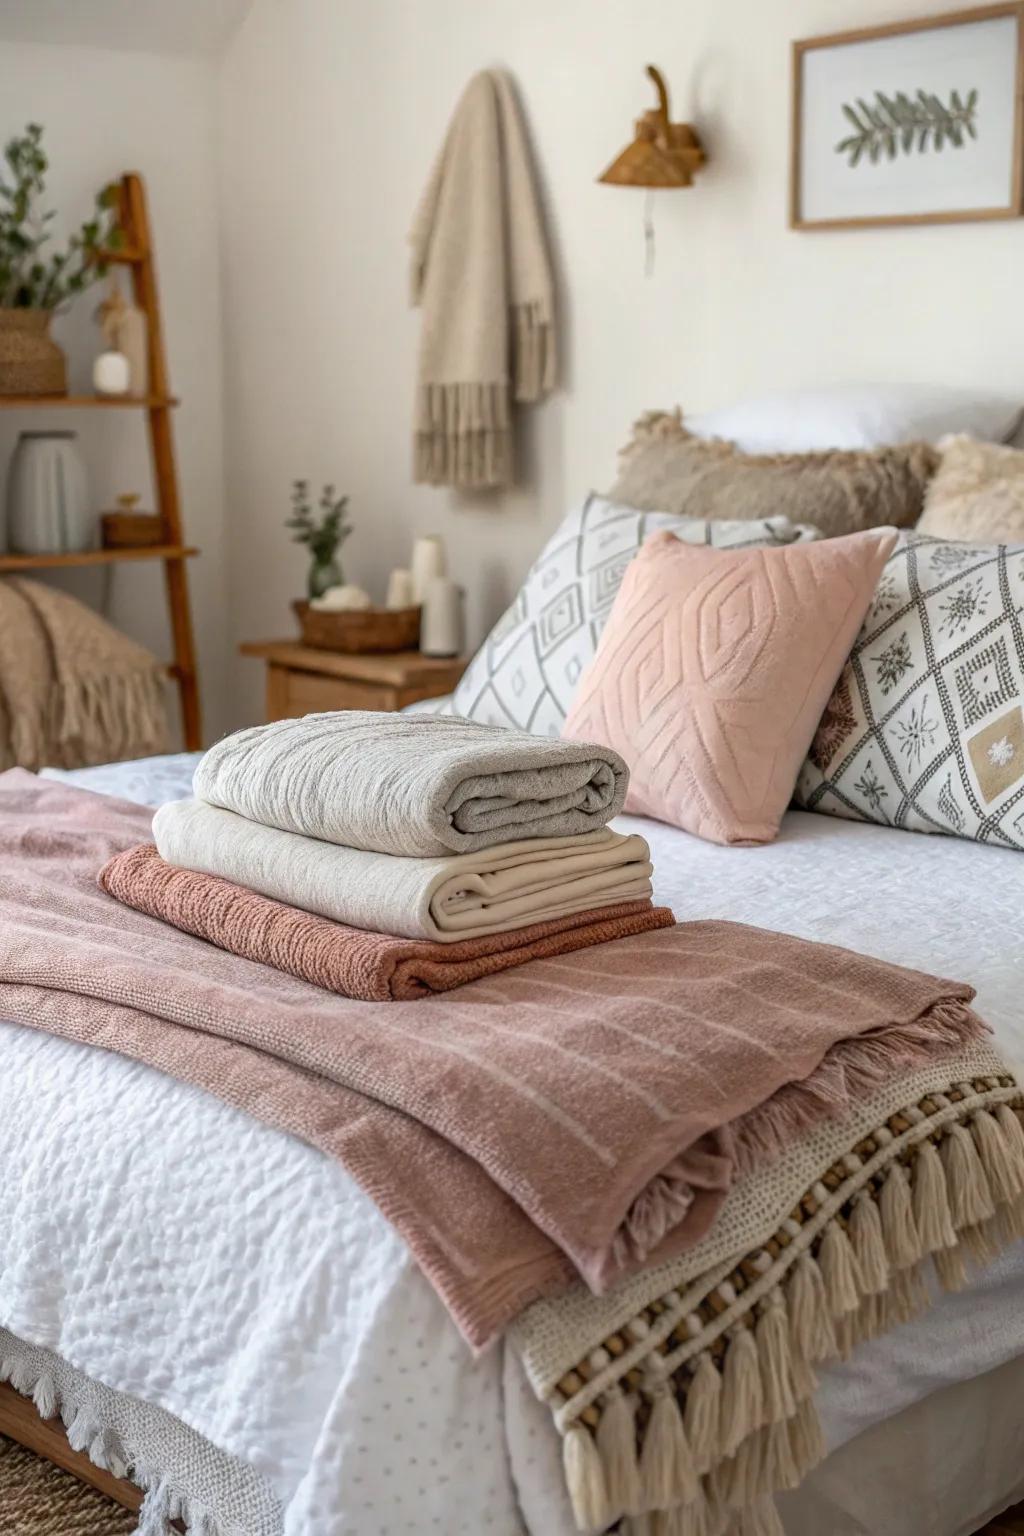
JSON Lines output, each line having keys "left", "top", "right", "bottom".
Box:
{"left": 795, "top": 533, "right": 1024, "bottom": 851}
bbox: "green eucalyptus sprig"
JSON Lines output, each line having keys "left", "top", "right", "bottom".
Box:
{"left": 285, "top": 480, "right": 353, "bottom": 566}
{"left": 0, "top": 123, "right": 123, "bottom": 310}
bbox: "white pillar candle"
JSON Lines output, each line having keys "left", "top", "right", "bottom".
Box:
{"left": 421, "top": 576, "right": 464, "bottom": 657}
{"left": 410, "top": 535, "right": 448, "bottom": 604}
{"left": 386, "top": 568, "right": 414, "bottom": 609}
{"left": 93, "top": 350, "right": 131, "bottom": 396}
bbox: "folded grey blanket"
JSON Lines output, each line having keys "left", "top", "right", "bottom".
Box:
{"left": 194, "top": 711, "right": 629, "bottom": 856}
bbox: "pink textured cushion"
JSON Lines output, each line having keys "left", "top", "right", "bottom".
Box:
{"left": 563, "top": 527, "right": 897, "bottom": 845}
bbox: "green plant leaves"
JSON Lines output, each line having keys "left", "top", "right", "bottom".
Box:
{"left": 834, "top": 86, "right": 979, "bottom": 166}
{"left": 0, "top": 124, "right": 123, "bottom": 309}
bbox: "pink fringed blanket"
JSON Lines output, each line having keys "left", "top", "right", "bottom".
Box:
{"left": 0, "top": 772, "right": 988, "bottom": 1349}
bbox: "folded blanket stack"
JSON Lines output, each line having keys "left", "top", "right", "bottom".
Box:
{"left": 107, "top": 711, "right": 672, "bottom": 998}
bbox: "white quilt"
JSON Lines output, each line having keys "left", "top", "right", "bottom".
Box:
{"left": 2, "top": 753, "right": 1021, "bottom": 1536}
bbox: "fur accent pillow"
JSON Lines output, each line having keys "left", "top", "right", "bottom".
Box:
{"left": 610, "top": 409, "right": 937, "bottom": 539}
{"left": 796, "top": 533, "right": 1024, "bottom": 851}
{"left": 563, "top": 527, "right": 896, "bottom": 845}
{"left": 917, "top": 434, "right": 1024, "bottom": 544}
{"left": 449, "top": 493, "right": 819, "bottom": 737}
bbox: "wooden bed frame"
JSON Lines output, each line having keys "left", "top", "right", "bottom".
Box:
{"left": 0, "top": 1381, "right": 184, "bottom": 1530}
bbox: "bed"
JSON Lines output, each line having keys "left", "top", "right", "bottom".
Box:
{"left": 0, "top": 748, "right": 1018, "bottom": 1536}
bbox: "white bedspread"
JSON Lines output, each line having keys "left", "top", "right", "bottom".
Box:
{"left": 4, "top": 754, "right": 1022, "bottom": 1536}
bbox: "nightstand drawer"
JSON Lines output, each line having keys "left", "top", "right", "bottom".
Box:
{"left": 242, "top": 641, "right": 467, "bottom": 725}
{"left": 270, "top": 666, "right": 399, "bottom": 720}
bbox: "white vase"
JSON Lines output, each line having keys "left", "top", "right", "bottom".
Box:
{"left": 5, "top": 431, "right": 94, "bottom": 554}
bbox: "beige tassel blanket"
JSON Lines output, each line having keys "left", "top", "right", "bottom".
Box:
{"left": 409, "top": 69, "right": 556, "bottom": 487}
{"left": 514, "top": 1042, "right": 1024, "bottom": 1535}
{"left": 0, "top": 577, "right": 168, "bottom": 771}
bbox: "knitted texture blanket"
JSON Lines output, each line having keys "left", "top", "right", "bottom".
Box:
{"left": 0, "top": 578, "right": 168, "bottom": 771}
{"left": 192, "top": 710, "right": 628, "bottom": 856}
{"left": 0, "top": 773, "right": 994, "bottom": 1360}
{"left": 153, "top": 800, "right": 652, "bottom": 941}
{"left": 409, "top": 69, "right": 556, "bottom": 487}
{"left": 101, "top": 842, "right": 673, "bottom": 999}
{"left": 512, "top": 1044, "right": 1024, "bottom": 1536}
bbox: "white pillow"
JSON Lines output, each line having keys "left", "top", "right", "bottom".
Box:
{"left": 688, "top": 384, "right": 1023, "bottom": 454}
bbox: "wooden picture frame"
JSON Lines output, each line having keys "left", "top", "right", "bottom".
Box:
{"left": 790, "top": 2, "right": 1024, "bottom": 230}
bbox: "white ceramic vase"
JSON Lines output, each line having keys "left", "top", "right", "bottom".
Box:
{"left": 5, "top": 431, "right": 93, "bottom": 555}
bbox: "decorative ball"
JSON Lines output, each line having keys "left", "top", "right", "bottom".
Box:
{"left": 310, "top": 584, "right": 373, "bottom": 612}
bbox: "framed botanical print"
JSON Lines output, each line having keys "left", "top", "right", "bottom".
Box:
{"left": 791, "top": 3, "right": 1024, "bottom": 229}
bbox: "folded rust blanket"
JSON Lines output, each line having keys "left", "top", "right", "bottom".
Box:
{"left": 153, "top": 799, "right": 653, "bottom": 942}
{"left": 0, "top": 773, "right": 993, "bottom": 1353}
{"left": 192, "top": 710, "right": 629, "bottom": 856}
{"left": 99, "top": 842, "right": 675, "bottom": 1000}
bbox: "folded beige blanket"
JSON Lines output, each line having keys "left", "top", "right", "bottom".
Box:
{"left": 100, "top": 842, "right": 675, "bottom": 1000}
{"left": 0, "top": 773, "right": 995, "bottom": 1362}
{"left": 153, "top": 799, "right": 653, "bottom": 942}
{"left": 193, "top": 711, "right": 627, "bottom": 856}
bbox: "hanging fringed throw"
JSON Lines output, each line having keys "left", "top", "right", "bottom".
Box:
{"left": 409, "top": 70, "right": 557, "bottom": 489}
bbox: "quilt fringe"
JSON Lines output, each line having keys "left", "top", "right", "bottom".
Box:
{"left": 0, "top": 1350, "right": 224, "bottom": 1536}
{"left": 551, "top": 1076, "right": 1024, "bottom": 1534}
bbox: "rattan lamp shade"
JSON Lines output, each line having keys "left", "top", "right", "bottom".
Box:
{"left": 598, "top": 65, "right": 705, "bottom": 188}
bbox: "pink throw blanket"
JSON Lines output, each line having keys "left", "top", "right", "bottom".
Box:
{"left": 0, "top": 772, "right": 987, "bottom": 1348}
{"left": 99, "top": 843, "right": 674, "bottom": 1000}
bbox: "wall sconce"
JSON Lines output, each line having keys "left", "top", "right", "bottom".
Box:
{"left": 599, "top": 65, "right": 705, "bottom": 273}
{"left": 598, "top": 65, "right": 705, "bottom": 189}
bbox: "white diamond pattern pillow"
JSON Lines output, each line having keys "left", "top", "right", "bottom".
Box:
{"left": 796, "top": 533, "right": 1024, "bottom": 850}
{"left": 450, "top": 494, "right": 820, "bottom": 736}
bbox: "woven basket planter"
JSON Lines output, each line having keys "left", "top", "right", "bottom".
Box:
{"left": 0, "top": 308, "right": 67, "bottom": 396}
{"left": 293, "top": 600, "right": 421, "bottom": 654}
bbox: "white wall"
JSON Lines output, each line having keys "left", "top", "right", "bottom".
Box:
{"left": 0, "top": 40, "right": 228, "bottom": 740}
{"left": 219, "top": 0, "right": 1024, "bottom": 728}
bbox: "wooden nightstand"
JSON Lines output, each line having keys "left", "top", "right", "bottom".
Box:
{"left": 239, "top": 640, "right": 467, "bottom": 723}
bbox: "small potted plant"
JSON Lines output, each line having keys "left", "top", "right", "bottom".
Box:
{"left": 286, "top": 479, "right": 354, "bottom": 600}
{"left": 286, "top": 479, "right": 421, "bottom": 653}
{"left": 0, "top": 123, "right": 122, "bottom": 396}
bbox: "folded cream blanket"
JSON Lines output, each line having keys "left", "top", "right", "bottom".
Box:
{"left": 193, "top": 711, "right": 628, "bottom": 856}
{"left": 154, "top": 799, "right": 652, "bottom": 942}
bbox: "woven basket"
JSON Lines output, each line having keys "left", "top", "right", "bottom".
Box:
{"left": 0, "top": 308, "right": 67, "bottom": 396}
{"left": 293, "top": 601, "right": 421, "bottom": 654}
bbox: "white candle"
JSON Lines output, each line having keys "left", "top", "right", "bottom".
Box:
{"left": 386, "top": 568, "right": 414, "bottom": 609}
{"left": 93, "top": 350, "right": 131, "bottom": 396}
{"left": 410, "top": 535, "right": 447, "bottom": 605}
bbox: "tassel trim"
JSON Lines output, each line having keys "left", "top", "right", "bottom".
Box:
{"left": 556, "top": 1081, "right": 1024, "bottom": 1532}
{"left": 414, "top": 382, "right": 513, "bottom": 488}
{"left": 0, "top": 1344, "right": 227, "bottom": 1536}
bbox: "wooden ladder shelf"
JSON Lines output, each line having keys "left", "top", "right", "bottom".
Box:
{"left": 0, "top": 172, "right": 202, "bottom": 749}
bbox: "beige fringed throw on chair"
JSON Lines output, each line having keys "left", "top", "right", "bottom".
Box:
{"left": 0, "top": 578, "right": 169, "bottom": 771}
{"left": 410, "top": 69, "right": 557, "bottom": 488}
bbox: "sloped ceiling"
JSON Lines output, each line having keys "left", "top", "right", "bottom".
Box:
{"left": 0, "top": 0, "right": 254, "bottom": 57}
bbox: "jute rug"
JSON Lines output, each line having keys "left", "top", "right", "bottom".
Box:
{"left": 0, "top": 1428, "right": 1020, "bottom": 1534}
{"left": 0, "top": 1434, "right": 136, "bottom": 1535}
